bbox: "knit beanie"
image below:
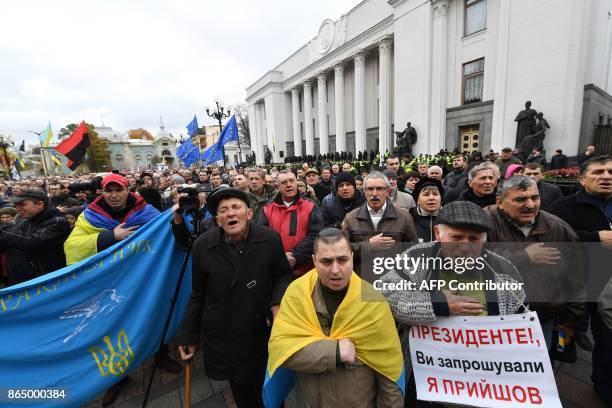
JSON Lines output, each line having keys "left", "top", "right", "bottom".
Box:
{"left": 334, "top": 171, "right": 356, "bottom": 192}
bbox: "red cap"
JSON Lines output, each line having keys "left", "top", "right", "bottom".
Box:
{"left": 102, "top": 173, "right": 129, "bottom": 189}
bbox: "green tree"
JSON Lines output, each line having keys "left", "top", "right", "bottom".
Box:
{"left": 59, "top": 123, "right": 111, "bottom": 173}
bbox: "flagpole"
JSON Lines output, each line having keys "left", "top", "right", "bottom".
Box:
{"left": 41, "top": 147, "right": 49, "bottom": 177}
{"left": 29, "top": 131, "right": 49, "bottom": 177}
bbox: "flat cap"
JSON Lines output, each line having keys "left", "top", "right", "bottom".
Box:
{"left": 207, "top": 187, "right": 250, "bottom": 216}
{"left": 382, "top": 169, "right": 398, "bottom": 179}
{"left": 501, "top": 147, "right": 513, "bottom": 152}
{"left": 11, "top": 189, "right": 49, "bottom": 204}
{"left": 304, "top": 168, "right": 319, "bottom": 175}
{"left": 437, "top": 201, "right": 490, "bottom": 232}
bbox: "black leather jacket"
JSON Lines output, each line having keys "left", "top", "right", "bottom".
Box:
{"left": 0, "top": 206, "right": 71, "bottom": 286}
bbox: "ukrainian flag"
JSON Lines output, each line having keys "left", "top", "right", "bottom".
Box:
{"left": 264, "top": 270, "right": 405, "bottom": 407}
{"left": 40, "top": 121, "right": 53, "bottom": 147}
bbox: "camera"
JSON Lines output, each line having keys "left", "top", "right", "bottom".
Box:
{"left": 177, "top": 184, "right": 200, "bottom": 214}
{"left": 68, "top": 176, "right": 102, "bottom": 194}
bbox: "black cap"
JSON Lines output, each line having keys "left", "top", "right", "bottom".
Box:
{"left": 412, "top": 177, "right": 444, "bottom": 202}
{"left": 11, "top": 189, "right": 49, "bottom": 204}
{"left": 334, "top": 172, "right": 356, "bottom": 192}
{"left": 207, "top": 187, "right": 250, "bottom": 216}
{"left": 437, "top": 201, "right": 490, "bottom": 232}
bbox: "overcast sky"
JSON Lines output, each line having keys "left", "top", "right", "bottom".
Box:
{"left": 0, "top": 0, "right": 358, "bottom": 147}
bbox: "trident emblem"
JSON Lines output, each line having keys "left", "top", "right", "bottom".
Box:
{"left": 89, "top": 329, "right": 135, "bottom": 377}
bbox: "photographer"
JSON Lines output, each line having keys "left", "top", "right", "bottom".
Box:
{"left": 171, "top": 184, "right": 216, "bottom": 249}
{"left": 67, "top": 176, "right": 101, "bottom": 205}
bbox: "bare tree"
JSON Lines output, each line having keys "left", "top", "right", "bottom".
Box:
{"left": 231, "top": 103, "right": 250, "bottom": 146}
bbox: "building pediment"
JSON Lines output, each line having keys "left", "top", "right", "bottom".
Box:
{"left": 308, "top": 16, "right": 347, "bottom": 64}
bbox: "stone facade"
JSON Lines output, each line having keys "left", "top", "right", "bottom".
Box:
{"left": 98, "top": 125, "right": 177, "bottom": 171}
{"left": 247, "top": 0, "right": 612, "bottom": 163}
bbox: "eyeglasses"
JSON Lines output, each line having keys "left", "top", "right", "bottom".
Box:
{"left": 364, "top": 186, "right": 387, "bottom": 192}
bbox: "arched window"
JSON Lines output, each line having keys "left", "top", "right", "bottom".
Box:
{"left": 135, "top": 154, "right": 142, "bottom": 169}
{"left": 161, "top": 149, "right": 171, "bottom": 157}
{"left": 146, "top": 154, "right": 153, "bottom": 166}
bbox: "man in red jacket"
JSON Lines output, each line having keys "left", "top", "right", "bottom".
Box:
{"left": 259, "top": 170, "right": 324, "bottom": 277}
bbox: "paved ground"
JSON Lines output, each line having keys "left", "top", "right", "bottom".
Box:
{"left": 84, "top": 340, "right": 607, "bottom": 408}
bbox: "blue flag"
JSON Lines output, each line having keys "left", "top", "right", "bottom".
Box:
{"left": 186, "top": 115, "right": 199, "bottom": 137}
{"left": 0, "top": 211, "right": 191, "bottom": 407}
{"left": 200, "top": 142, "right": 224, "bottom": 165}
{"left": 219, "top": 115, "right": 239, "bottom": 144}
{"left": 176, "top": 139, "right": 200, "bottom": 166}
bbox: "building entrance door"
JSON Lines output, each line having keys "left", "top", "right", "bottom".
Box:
{"left": 459, "top": 124, "right": 480, "bottom": 154}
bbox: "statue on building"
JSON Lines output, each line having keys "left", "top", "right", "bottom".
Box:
{"left": 394, "top": 122, "right": 418, "bottom": 156}
{"left": 514, "top": 101, "right": 538, "bottom": 149}
{"left": 264, "top": 147, "right": 272, "bottom": 164}
{"left": 519, "top": 112, "right": 550, "bottom": 158}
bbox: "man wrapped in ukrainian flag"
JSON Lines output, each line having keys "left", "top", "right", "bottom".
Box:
{"left": 64, "top": 173, "right": 160, "bottom": 265}
{"left": 264, "top": 228, "right": 405, "bottom": 408}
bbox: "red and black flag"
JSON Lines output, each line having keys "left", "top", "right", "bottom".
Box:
{"left": 55, "top": 121, "right": 90, "bottom": 170}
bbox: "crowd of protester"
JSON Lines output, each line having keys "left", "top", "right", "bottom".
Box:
{"left": 0, "top": 143, "right": 610, "bottom": 407}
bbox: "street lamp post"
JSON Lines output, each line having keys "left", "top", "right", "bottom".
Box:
{"left": 29, "top": 131, "right": 49, "bottom": 176}
{"left": 206, "top": 101, "right": 231, "bottom": 166}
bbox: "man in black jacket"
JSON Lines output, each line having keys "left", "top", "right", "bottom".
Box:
{"left": 321, "top": 172, "right": 365, "bottom": 228}
{"left": 48, "top": 182, "right": 80, "bottom": 210}
{"left": 523, "top": 163, "right": 563, "bottom": 211}
{"left": 0, "top": 189, "right": 71, "bottom": 286}
{"left": 178, "top": 188, "right": 292, "bottom": 408}
{"left": 549, "top": 155, "right": 612, "bottom": 405}
{"left": 443, "top": 154, "right": 468, "bottom": 190}
{"left": 305, "top": 168, "right": 331, "bottom": 203}
{"left": 457, "top": 162, "right": 499, "bottom": 207}
{"left": 549, "top": 149, "right": 568, "bottom": 170}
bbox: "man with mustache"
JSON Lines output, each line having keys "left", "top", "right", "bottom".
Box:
{"left": 259, "top": 170, "right": 324, "bottom": 277}
{"left": 341, "top": 171, "right": 417, "bottom": 280}
{"left": 485, "top": 176, "right": 584, "bottom": 351}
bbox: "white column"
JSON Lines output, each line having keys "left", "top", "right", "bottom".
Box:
{"left": 378, "top": 38, "right": 392, "bottom": 161}
{"left": 490, "top": 0, "right": 511, "bottom": 151}
{"left": 354, "top": 51, "right": 366, "bottom": 153}
{"left": 317, "top": 72, "right": 329, "bottom": 155}
{"left": 303, "top": 80, "right": 315, "bottom": 155}
{"left": 247, "top": 103, "right": 259, "bottom": 163}
{"left": 291, "top": 88, "right": 302, "bottom": 157}
{"left": 254, "top": 103, "right": 265, "bottom": 164}
{"left": 429, "top": 0, "right": 450, "bottom": 153}
{"left": 334, "top": 64, "right": 346, "bottom": 153}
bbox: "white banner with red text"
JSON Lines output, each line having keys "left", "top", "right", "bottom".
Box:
{"left": 409, "top": 312, "right": 561, "bottom": 407}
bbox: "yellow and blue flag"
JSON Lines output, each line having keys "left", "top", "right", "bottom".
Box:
{"left": 40, "top": 121, "right": 53, "bottom": 147}
{"left": 264, "top": 270, "right": 405, "bottom": 407}
{"left": 0, "top": 211, "right": 191, "bottom": 407}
